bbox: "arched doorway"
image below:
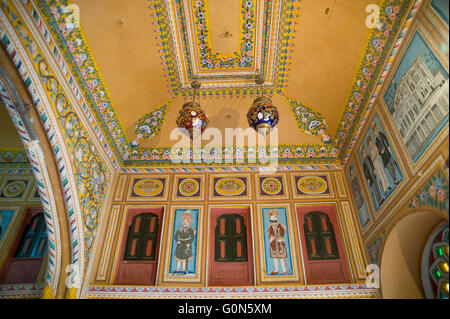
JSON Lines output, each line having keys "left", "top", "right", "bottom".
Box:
{"left": 380, "top": 211, "right": 447, "bottom": 298}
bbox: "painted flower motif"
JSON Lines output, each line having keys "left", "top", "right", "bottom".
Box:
{"left": 429, "top": 185, "right": 437, "bottom": 198}
{"left": 437, "top": 189, "right": 446, "bottom": 202}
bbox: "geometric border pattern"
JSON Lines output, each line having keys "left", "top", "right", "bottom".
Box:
{"left": 87, "top": 284, "right": 379, "bottom": 299}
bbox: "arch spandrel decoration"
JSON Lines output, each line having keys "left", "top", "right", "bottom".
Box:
{"left": 0, "top": 0, "right": 113, "bottom": 297}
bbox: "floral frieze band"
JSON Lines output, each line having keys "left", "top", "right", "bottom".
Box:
{"left": 0, "top": 148, "right": 30, "bottom": 167}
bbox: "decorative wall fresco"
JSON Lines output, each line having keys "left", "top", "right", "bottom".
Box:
{"left": 285, "top": 96, "right": 330, "bottom": 142}
{"left": 172, "top": 175, "right": 205, "bottom": 201}
{"left": 346, "top": 161, "right": 371, "bottom": 229}
{"left": 256, "top": 204, "right": 299, "bottom": 282}
{"left": 255, "top": 173, "right": 288, "bottom": 200}
{"left": 102, "top": 168, "right": 370, "bottom": 289}
{"left": 341, "top": 0, "right": 423, "bottom": 165}
{"left": 0, "top": 177, "right": 31, "bottom": 202}
{"left": 409, "top": 167, "right": 449, "bottom": 213}
{"left": 335, "top": 0, "right": 415, "bottom": 161}
{"left": 162, "top": 206, "right": 204, "bottom": 283}
{"left": 0, "top": 148, "right": 29, "bottom": 167}
{"left": 0, "top": 73, "right": 60, "bottom": 294}
{"left": 209, "top": 174, "right": 252, "bottom": 200}
{"left": 126, "top": 175, "right": 169, "bottom": 201}
{"left": 290, "top": 172, "right": 333, "bottom": 199}
{"left": 131, "top": 101, "right": 170, "bottom": 147}
{"left": 357, "top": 114, "right": 404, "bottom": 212}
{"left": 367, "top": 230, "right": 387, "bottom": 265}
{"left": 383, "top": 31, "right": 449, "bottom": 164}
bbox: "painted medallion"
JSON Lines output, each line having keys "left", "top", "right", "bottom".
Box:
{"left": 2, "top": 181, "right": 26, "bottom": 198}
{"left": 178, "top": 178, "right": 200, "bottom": 197}
{"left": 133, "top": 179, "right": 164, "bottom": 197}
{"left": 215, "top": 178, "right": 246, "bottom": 196}
{"left": 297, "top": 176, "right": 327, "bottom": 194}
{"left": 261, "top": 177, "right": 282, "bottom": 195}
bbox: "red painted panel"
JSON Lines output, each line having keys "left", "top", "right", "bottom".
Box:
{"left": 296, "top": 205, "right": 350, "bottom": 285}
{"left": 208, "top": 207, "right": 254, "bottom": 286}
{"left": 114, "top": 207, "right": 164, "bottom": 286}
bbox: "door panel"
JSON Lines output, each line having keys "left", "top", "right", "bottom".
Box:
{"left": 114, "top": 207, "right": 164, "bottom": 285}
{"left": 296, "top": 205, "right": 350, "bottom": 285}
{"left": 208, "top": 207, "right": 254, "bottom": 286}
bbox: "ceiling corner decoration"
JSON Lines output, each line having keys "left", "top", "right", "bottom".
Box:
{"left": 284, "top": 95, "right": 329, "bottom": 142}
{"left": 131, "top": 99, "right": 171, "bottom": 147}
{"left": 149, "top": 0, "right": 298, "bottom": 98}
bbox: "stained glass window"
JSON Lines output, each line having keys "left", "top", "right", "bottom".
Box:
{"left": 422, "top": 224, "right": 449, "bottom": 299}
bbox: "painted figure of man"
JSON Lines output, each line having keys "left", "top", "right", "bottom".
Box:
{"left": 367, "top": 136, "right": 391, "bottom": 194}
{"left": 372, "top": 123, "right": 400, "bottom": 185}
{"left": 173, "top": 211, "right": 195, "bottom": 274}
{"left": 361, "top": 147, "right": 384, "bottom": 206}
{"left": 349, "top": 166, "right": 369, "bottom": 226}
{"left": 268, "top": 208, "right": 289, "bottom": 275}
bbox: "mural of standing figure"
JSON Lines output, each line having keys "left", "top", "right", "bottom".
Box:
{"left": 268, "top": 208, "right": 289, "bottom": 275}
{"left": 349, "top": 166, "right": 369, "bottom": 226}
{"left": 367, "top": 136, "right": 391, "bottom": 195}
{"left": 372, "top": 123, "right": 400, "bottom": 185}
{"left": 173, "top": 211, "right": 195, "bottom": 274}
{"left": 361, "top": 147, "right": 384, "bottom": 206}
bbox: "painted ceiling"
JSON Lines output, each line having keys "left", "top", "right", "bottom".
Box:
{"left": 29, "top": 0, "right": 413, "bottom": 167}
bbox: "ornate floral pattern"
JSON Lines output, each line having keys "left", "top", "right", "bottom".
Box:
{"left": 31, "top": 0, "right": 413, "bottom": 166}
{"left": 131, "top": 102, "right": 169, "bottom": 147}
{"left": 285, "top": 96, "right": 330, "bottom": 142}
{"left": 261, "top": 177, "right": 282, "bottom": 195}
{"left": 179, "top": 178, "right": 200, "bottom": 197}
{"left": 409, "top": 169, "right": 449, "bottom": 213}
{"left": 1, "top": 1, "right": 111, "bottom": 272}
{"left": 149, "top": 0, "right": 297, "bottom": 96}
{"left": 0, "top": 148, "right": 30, "bottom": 167}
{"left": 367, "top": 230, "right": 387, "bottom": 265}
{"left": 191, "top": 0, "right": 256, "bottom": 69}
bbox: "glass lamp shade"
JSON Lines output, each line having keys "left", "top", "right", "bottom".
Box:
{"left": 246, "top": 96, "right": 279, "bottom": 135}
{"left": 176, "top": 101, "right": 209, "bottom": 137}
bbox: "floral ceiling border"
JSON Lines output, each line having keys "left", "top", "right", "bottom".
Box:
{"left": 0, "top": 147, "right": 30, "bottom": 167}
{"left": 28, "top": 0, "right": 414, "bottom": 167}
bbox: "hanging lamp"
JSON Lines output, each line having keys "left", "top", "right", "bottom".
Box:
{"left": 176, "top": 81, "right": 209, "bottom": 139}
{"left": 246, "top": 75, "right": 279, "bottom": 136}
